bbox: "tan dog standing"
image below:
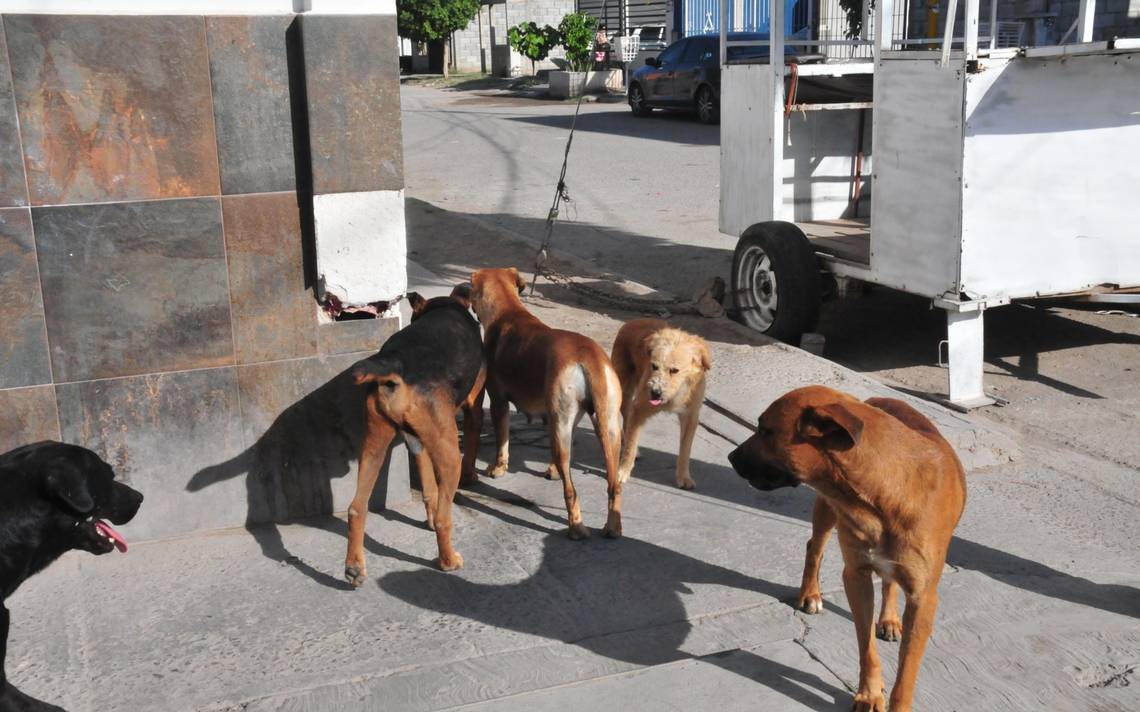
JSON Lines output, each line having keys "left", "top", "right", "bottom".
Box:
{"left": 728, "top": 385, "right": 966, "bottom": 712}
{"left": 610, "top": 319, "right": 710, "bottom": 489}
{"left": 469, "top": 267, "right": 624, "bottom": 539}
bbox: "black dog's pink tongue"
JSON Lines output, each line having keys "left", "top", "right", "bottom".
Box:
{"left": 95, "top": 520, "right": 128, "bottom": 553}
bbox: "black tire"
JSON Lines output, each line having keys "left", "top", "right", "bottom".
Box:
{"left": 730, "top": 221, "right": 821, "bottom": 344}
{"left": 695, "top": 85, "right": 718, "bottom": 124}
{"left": 629, "top": 83, "right": 653, "bottom": 117}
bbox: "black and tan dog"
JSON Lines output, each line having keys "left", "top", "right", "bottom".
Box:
{"left": 728, "top": 386, "right": 966, "bottom": 712}
{"left": 469, "top": 267, "right": 624, "bottom": 540}
{"left": 344, "top": 286, "right": 485, "bottom": 583}
{"left": 1, "top": 442, "right": 143, "bottom": 712}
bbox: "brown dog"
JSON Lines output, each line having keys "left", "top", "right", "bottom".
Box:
{"left": 469, "top": 267, "right": 624, "bottom": 539}
{"left": 610, "top": 319, "right": 710, "bottom": 489}
{"left": 727, "top": 386, "right": 966, "bottom": 712}
{"left": 344, "top": 288, "right": 485, "bottom": 583}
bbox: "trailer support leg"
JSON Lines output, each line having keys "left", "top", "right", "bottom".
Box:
{"left": 944, "top": 308, "right": 994, "bottom": 409}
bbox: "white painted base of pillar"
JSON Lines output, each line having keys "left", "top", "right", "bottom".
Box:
{"left": 313, "top": 189, "right": 407, "bottom": 307}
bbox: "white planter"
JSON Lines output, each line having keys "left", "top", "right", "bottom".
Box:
{"left": 548, "top": 69, "right": 623, "bottom": 98}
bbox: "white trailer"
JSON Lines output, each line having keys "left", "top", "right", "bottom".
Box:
{"left": 719, "top": 0, "right": 1140, "bottom": 408}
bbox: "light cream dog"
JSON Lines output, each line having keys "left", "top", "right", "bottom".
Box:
{"left": 610, "top": 319, "right": 711, "bottom": 489}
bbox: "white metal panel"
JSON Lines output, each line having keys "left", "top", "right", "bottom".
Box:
{"left": 720, "top": 66, "right": 867, "bottom": 233}
{"left": 960, "top": 52, "right": 1140, "bottom": 299}
{"left": 868, "top": 58, "right": 966, "bottom": 297}
{"left": 1076, "top": 0, "right": 1096, "bottom": 44}
{"left": 783, "top": 111, "right": 872, "bottom": 221}
{"left": 720, "top": 65, "right": 778, "bottom": 236}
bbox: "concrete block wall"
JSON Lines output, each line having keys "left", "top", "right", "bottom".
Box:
{"left": 451, "top": 0, "right": 575, "bottom": 75}
{"left": 0, "top": 5, "right": 411, "bottom": 542}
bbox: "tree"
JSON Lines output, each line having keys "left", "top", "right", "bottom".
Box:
{"left": 557, "top": 12, "right": 597, "bottom": 72}
{"left": 507, "top": 22, "right": 560, "bottom": 75}
{"left": 398, "top": 0, "right": 481, "bottom": 78}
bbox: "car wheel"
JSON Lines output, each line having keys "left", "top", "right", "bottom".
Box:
{"left": 696, "top": 85, "right": 718, "bottom": 124}
{"left": 629, "top": 83, "right": 653, "bottom": 117}
{"left": 730, "top": 221, "right": 821, "bottom": 343}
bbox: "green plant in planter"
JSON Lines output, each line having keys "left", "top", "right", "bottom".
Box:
{"left": 508, "top": 21, "right": 561, "bottom": 75}
{"left": 557, "top": 12, "right": 597, "bottom": 72}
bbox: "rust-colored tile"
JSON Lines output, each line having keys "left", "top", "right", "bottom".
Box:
{"left": 34, "top": 198, "right": 233, "bottom": 383}
{"left": 0, "top": 208, "right": 50, "bottom": 388}
{"left": 317, "top": 316, "right": 399, "bottom": 357}
{"left": 0, "top": 385, "right": 60, "bottom": 453}
{"left": 5, "top": 14, "right": 220, "bottom": 205}
{"left": 56, "top": 367, "right": 246, "bottom": 540}
{"left": 223, "top": 193, "right": 317, "bottom": 364}
{"left": 0, "top": 19, "right": 29, "bottom": 207}
{"left": 206, "top": 16, "right": 296, "bottom": 195}
{"left": 301, "top": 14, "right": 403, "bottom": 194}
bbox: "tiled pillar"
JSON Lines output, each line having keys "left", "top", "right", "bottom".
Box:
{"left": 300, "top": 13, "right": 408, "bottom": 314}
{"left": 0, "top": 8, "right": 410, "bottom": 540}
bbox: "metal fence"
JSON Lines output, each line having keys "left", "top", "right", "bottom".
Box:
{"left": 683, "top": 0, "right": 808, "bottom": 37}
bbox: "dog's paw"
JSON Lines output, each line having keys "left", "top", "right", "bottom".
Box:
{"left": 798, "top": 593, "right": 824, "bottom": 614}
{"left": 675, "top": 476, "right": 695, "bottom": 490}
{"left": 567, "top": 523, "right": 591, "bottom": 540}
{"left": 459, "top": 470, "right": 479, "bottom": 487}
{"left": 345, "top": 565, "right": 368, "bottom": 588}
{"left": 876, "top": 618, "right": 902, "bottom": 642}
{"left": 485, "top": 462, "right": 509, "bottom": 478}
{"left": 851, "top": 687, "right": 887, "bottom": 712}
{"left": 545, "top": 464, "right": 562, "bottom": 480}
{"left": 437, "top": 552, "right": 464, "bottom": 572}
{"left": 602, "top": 512, "right": 622, "bottom": 539}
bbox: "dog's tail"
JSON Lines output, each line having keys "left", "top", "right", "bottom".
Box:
{"left": 582, "top": 356, "right": 625, "bottom": 536}
{"left": 583, "top": 358, "right": 623, "bottom": 486}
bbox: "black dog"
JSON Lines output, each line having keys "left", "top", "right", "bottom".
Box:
{"left": 0, "top": 442, "right": 143, "bottom": 712}
{"left": 343, "top": 286, "right": 486, "bottom": 582}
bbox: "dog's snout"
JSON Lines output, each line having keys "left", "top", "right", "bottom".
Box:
{"left": 650, "top": 386, "right": 663, "bottom": 400}
{"left": 728, "top": 446, "right": 744, "bottom": 473}
{"left": 110, "top": 483, "right": 144, "bottom": 525}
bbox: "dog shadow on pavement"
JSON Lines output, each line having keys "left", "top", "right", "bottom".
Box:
{"left": 185, "top": 362, "right": 432, "bottom": 590}
{"left": 378, "top": 518, "right": 850, "bottom": 712}
{"left": 623, "top": 442, "right": 1140, "bottom": 622}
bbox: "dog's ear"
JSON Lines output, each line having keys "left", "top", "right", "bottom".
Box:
{"left": 695, "top": 339, "right": 712, "bottom": 372}
{"left": 797, "top": 402, "right": 864, "bottom": 450}
{"left": 450, "top": 283, "right": 473, "bottom": 309}
{"left": 511, "top": 268, "right": 527, "bottom": 295}
{"left": 407, "top": 292, "right": 426, "bottom": 313}
{"left": 641, "top": 333, "right": 656, "bottom": 359}
{"left": 352, "top": 357, "right": 401, "bottom": 386}
{"left": 43, "top": 461, "right": 96, "bottom": 515}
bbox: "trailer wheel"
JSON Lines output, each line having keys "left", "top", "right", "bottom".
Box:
{"left": 731, "top": 221, "right": 821, "bottom": 343}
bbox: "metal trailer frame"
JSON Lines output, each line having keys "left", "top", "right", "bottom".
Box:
{"left": 717, "top": 0, "right": 1140, "bottom": 409}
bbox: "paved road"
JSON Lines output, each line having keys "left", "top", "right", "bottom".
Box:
{"left": 402, "top": 83, "right": 1140, "bottom": 472}
{"left": 8, "top": 85, "right": 1137, "bottom": 712}
{"left": 401, "top": 85, "right": 728, "bottom": 299}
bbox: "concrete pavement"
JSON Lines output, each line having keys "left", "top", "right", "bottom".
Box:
{"left": 8, "top": 217, "right": 1139, "bottom": 710}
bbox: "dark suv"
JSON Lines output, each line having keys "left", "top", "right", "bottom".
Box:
{"left": 628, "top": 32, "right": 783, "bottom": 124}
